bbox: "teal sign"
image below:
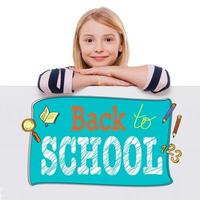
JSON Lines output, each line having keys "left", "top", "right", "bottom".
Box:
{"left": 29, "top": 96, "right": 173, "bottom": 186}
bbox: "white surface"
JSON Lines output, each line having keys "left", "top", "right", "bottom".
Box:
{"left": 0, "top": 86, "right": 199, "bottom": 199}
{"left": 0, "top": 0, "right": 200, "bottom": 85}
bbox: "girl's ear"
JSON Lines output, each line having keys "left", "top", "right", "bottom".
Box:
{"left": 119, "top": 45, "right": 123, "bottom": 52}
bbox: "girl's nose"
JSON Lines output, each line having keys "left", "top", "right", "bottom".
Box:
{"left": 94, "top": 41, "right": 104, "bottom": 53}
{"left": 95, "top": 49, "right": 104, "bottom": 53}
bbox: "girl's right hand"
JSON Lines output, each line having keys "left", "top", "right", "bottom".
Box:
{"left": 72, "top": 72, "right": 131, "bottom": 92}
{"left": 96, "top": 75, "right": 131, "bottom": 86}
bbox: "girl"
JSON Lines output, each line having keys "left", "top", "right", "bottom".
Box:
{"left": 38, "top": 7, "right": 170, "bottom": 94}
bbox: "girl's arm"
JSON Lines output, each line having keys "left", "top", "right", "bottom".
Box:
{"left": 110, "top": 65, "right": 170, "bottom": 93}
{"left": 76, "top": 65, "right": 170, "bottom": 93}
{"left": 37, "top": 67, "right": 131, "bottom": 94}
{"left": 38, "top": 67, "right": 74, "bottom": 94}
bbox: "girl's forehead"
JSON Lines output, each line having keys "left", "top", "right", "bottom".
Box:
{"left": 79, "top": 19, "right": 118, "bottom": 36}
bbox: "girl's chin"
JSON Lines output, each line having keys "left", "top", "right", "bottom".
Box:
{"left": 88, "top": 61, "right": 113, "bottom": 68}
{"left": 91, "top": 64, "right": 107, "bottom": 67}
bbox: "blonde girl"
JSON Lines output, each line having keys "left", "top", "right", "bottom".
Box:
{"left": 38, "top": 7, "right": 170, "bottom": 94}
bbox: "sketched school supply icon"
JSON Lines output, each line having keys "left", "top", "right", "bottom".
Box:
{"left": 173, "top": 115, "right": 182, "bottom": 138}
{"left": 22, "top": 118, "right": 41, "bottom": 143}
{"left": 40, "top": 106, "right": 59, "bottom": 126}
{"left": 162, "top": 103, "right": 176, "bottom": 123}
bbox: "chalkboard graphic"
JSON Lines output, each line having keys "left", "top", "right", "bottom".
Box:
{"left": 25, "top": 96, "right": 174, "bottom": 186}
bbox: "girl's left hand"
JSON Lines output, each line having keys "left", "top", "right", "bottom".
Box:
{"left": 73, "top": 65, "right": 149, "bottom": 89}
{"left": 73, "top": 66, "right": 122, "bottom": 77}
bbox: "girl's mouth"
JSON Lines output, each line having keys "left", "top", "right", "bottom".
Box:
{"left": 91, "top": 56, "right": 109, "bottom": 61}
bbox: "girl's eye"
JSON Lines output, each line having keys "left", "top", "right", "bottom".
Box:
{"left": 105, "top": 37, "right": 114, "bottom": 42}
{"left": 85, "top": 38, "right": 93, "bottom": 43}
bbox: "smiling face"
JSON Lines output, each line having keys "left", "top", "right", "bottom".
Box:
{"left": 79, "top": 19, "right": 122, "bottom": 68}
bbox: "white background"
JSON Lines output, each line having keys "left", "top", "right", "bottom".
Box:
{"left": 0, "top": 0, "right": 200, "bottom": 85}
{"left": 0, "top": 86, "right": 200, "bottom": 199}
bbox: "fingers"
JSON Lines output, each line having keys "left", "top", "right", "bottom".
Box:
{"left": 82, "top": 69, "right": 97, "bottom": 75}
{"left": 97, "top": 76, "right": 131, "bottom": 86}
{"left": 73, "top": 68, "right": 96, "bottom": 74}
{"left": 74, "top": 67, "right": 111, "bottom": 76}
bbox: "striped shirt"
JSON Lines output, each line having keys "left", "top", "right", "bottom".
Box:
{"left": 38, "top": 65, "right": 170, "bottom": 94}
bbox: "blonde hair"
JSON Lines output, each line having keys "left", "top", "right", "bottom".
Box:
{"left": 73, "top": 7, "right": 129, "bottom": 69}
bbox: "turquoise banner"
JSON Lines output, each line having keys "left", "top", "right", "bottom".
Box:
{"left": 29, "top": 96, "right": 173, "bottom": 186}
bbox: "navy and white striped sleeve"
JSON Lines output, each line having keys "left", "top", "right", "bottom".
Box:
{"left": 142, "top": 65, "right": 170, "bottom": 93}
{"left": 37, "top": 67, "right": 74, "bottom": 94}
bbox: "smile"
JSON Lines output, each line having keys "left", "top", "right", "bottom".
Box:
{"left": 91, "top": 56, "right": 109, "bottom": 61}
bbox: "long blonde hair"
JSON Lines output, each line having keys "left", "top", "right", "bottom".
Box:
{"left": 73, "top": 7, "right": 129, "bottom": 69}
